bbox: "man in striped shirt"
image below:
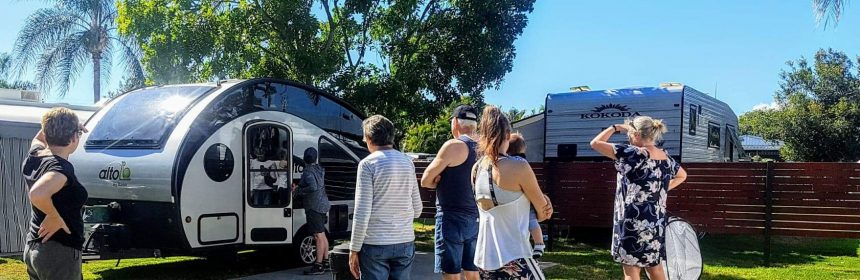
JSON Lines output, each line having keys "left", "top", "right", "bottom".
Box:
{"left": 349, "top": 115, "right": 423, "bottom": 280}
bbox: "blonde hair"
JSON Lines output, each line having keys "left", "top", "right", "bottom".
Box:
{"left": 477, "top": 105, "right": 511, "bottom": 165}
{"left": 41, "top": 107, "right": 80, "bottom": 147}
{"left": 626, "top": 116, "right": 667, "bottom": 142}
{"left": 507, "top": 133, "right": 526, "bottom": 155}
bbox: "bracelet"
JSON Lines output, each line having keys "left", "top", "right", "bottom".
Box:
{"left": 612, "top": 125, "right": 618, "bottom": 132}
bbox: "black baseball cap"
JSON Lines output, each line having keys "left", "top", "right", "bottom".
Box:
{"left": 451, "top": 105, "right": 478, "bottom": 121}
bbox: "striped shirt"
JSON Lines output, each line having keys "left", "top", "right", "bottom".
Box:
{"left": 350, "top": 149, "right": 423, "bottom": 252}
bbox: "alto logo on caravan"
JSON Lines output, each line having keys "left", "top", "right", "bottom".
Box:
{"left": 99, "top": 161, "right": 132, "bottom": 181}
{"left": 581, "top": 103, "right": 641, "bottom": 119}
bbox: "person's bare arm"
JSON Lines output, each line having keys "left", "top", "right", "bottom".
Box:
{"left": 590, "top": 124, "right": 631, "bottom": 160}
{"left": 28, "top": 171, "right": 71, "bottom": 242}
{"left": 420, "top": 140, "right": 465, "bottom": 188}
{"left": 515, "top": 161, "right": 553, "bottom": 222}
{"left": 669, "top": 167, "right": 687, "bottom": 190}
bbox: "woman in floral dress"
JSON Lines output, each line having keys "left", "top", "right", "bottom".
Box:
{"left": 590, "top": 116, "right": 688, "bottom": 280}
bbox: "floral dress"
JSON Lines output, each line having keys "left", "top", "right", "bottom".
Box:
{"left": 611, "top": 144, "right": 680, "bottom": 267}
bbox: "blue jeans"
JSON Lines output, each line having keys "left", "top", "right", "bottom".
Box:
{"left": 359, "top": 242, "right": 415, "bottom": 280}
{"left": 434, "top": 214, "right": 479, "bottom": 274}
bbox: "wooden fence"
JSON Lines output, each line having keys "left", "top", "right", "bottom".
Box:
{"left": 415, "top": 161, "right": 860, "bottom": 240}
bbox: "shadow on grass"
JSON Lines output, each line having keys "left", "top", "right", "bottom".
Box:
{"left": 700, "top": 272, "right": 749, "bottom": 280}
{"left": 542, "top": 245, "right": 620, "bottom": 280}
{"left": 89, "top": 250, "right": 303, "bottom": 280}
{"left": 700, "top": 235, "right": 860, "bottom": 268}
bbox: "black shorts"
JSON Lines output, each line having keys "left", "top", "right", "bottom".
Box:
{"left": 306, "top": 210, "right": 327, "bottom": 234}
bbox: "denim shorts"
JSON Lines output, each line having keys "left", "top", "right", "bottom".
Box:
{"left": 306, "top": 210, "right": 327, "bottom": 234}
{"left": 529, "top": 208, "right": 540, "bottom": 230}
{"left": 359, "top": 242, "right": 415, "bottom": 280}
{"left": 434, "top": 214, "right": 479, "bottom": 274}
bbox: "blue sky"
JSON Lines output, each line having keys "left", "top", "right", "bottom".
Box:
{"left": 1, "top": 0, "right": 859, "bottom": 114}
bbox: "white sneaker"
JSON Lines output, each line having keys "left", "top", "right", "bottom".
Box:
{"left": 533, "top": 244, "right": 546, "bottom": 259}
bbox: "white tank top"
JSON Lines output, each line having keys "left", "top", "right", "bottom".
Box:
{"left": 473, "top": 164, "right": 533, "bottom": 270}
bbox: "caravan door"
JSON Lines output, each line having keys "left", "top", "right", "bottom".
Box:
{"left": 244, "top": 121, "right": 293, "bottom": 245}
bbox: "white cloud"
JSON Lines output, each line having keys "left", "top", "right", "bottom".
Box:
{"left": 752, "top": 102, "right": 781, "bottom": 111}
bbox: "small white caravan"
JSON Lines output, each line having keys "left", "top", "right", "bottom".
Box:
{"left": 71, "top": 78, "right": 369, "bottom": 264}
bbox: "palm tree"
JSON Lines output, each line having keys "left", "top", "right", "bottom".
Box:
{"left": 505, "top": 108, "right": 528, "bottom": 122}
{"left": 813, "top": 0, "right": 848, "bottom": 27}
{"left": 12, "top": 0, "right": 143, "bottom": 103}
{"left": 1, "top": 52, "right": 37, "bottom": 90}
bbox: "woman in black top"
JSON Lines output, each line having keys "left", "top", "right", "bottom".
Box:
{"left": 22, "top": 107, "right": 88, "bottom": 280}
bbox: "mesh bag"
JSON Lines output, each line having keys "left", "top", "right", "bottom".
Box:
{"left": 662, "top": 216, "right": 702, "bottom": 280}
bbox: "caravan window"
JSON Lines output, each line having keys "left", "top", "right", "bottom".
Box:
{"left": 708, "top": 122, "right": 721, "bottom": 148}
{"left": 87, "top": 86, "right": 214, "bottom": 148}
{"left": 318, "top": 137, "right": 358, "bottom": 201}
{"left": 246, "top": 124, "right": 291, "bottom": 208}
{"left": 276, "top": 83, "right": 365, "bottom": 140}
{"left": 688, "top": 105, "right": 698, "bottom": 135}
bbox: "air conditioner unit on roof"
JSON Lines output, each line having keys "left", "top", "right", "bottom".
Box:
{"left": 0, "top": 88, "right": 42, "bottom": 102}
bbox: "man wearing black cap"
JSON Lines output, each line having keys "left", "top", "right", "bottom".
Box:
{"left": 421, "top": 105, "right": 480, "bottom": 280}
{"left": 293, "top": 147, "right": 331, "bottom": 275}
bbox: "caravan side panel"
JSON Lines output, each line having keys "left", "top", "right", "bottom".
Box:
{"left": 511, "top": 114, "right": 545, "bottom": 162}
{"left": 544, "top": 88, "right": 683, "bottom": 160}
{"left": 681, "top": 87, "right": 738, "bottom": 162}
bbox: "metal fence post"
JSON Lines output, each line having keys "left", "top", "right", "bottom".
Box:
{"left": 764, "top": 161, "right": 774, "bottom": 266}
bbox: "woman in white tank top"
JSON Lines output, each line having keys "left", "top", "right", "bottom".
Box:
{"left": 471, "top": 105, "right": 554, "bottom": 280}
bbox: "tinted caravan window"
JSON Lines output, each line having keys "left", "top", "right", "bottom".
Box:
{"left": 708, "top": 122, "right": 721, "bottom": 148}
{"left": 278, "top": 84, "right": 364, "bottom": 139}
{"left": 87, "top": 86, "right": 214, "bottom": 148}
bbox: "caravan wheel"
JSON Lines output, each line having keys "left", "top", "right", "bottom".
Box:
{"left": 299, "top": 234, "right": 317, "bottom": 265}
{"left": 293, "top": 229, "right": 330, "bottom": 265}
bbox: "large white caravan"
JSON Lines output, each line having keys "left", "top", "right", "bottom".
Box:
{"left": 71, "top": 78, "right": 368, "bottom": 264}
{"left": 512, "top": 83, "right": 745, "bottom": 162}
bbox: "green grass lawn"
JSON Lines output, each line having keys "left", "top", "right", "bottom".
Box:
{"left": 541, "top": 234, "right": 860, "bottom": 280}
{"left": 2, "top": 221, "right": 858, "bottom": 280}
{"left": 0, "top": 250, "right": 303, "bottom": 280}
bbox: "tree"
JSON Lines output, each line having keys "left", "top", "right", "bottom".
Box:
{"left": 12, "top": 0, "right": 144, "bottom": 103}
{"left": 740, "top": 49, "right": 860, "bottom": 162}
{"left": 402, "top": 97, "right": 481, "bottom": 153}
{"left": 739, "top": 108, "right": 782, "bottom": 138}
{"left": 0, "top": 52, "right": 37, "bottom": 90}
{"left": 813, "top": 0, "right": 848, "bottom": 27}
{"left": 505, "top": 107, "right": 528, "bottom": 122}
{"left": 104, "top": 75, "right": 145, "bottom": 99}
{"left": 504, "top": 104, "right": 544, "bottom": 122}
{"left": 118, "top": 0, "right": 536, "bottom": 137}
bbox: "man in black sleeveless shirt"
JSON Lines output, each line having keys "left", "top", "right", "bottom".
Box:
{"left": 421, "top": 105, "right": 480, "bottom": 280}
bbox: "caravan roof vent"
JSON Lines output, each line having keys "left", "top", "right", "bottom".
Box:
{"left": 0, "top": 88, "right": 42, "bottom": 102}
{"left": 570, "top": 85, "right": 591, "bottom": 92}
{"left": 660, "top": 82, "right": 684, "bottom": 88}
